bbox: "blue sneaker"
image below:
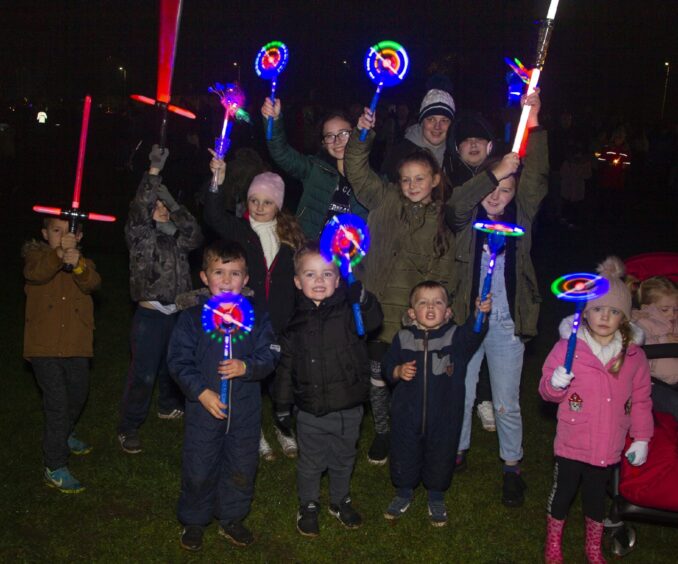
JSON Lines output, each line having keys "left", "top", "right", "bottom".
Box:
{"left": 384, "top": 495, "right": 412, "bottom": 520}
{"left": 68, "top": 434, "right": 93, "bottom": 455}
{"left": 428, "top": 499, "right": 448, "bottom": 527}
{"left": 44, "top": 467, "right": 85, "bottom": 494}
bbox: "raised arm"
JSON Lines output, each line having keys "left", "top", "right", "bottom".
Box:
{"left": 262, "top": 98, "right": 314, "bottom": 180}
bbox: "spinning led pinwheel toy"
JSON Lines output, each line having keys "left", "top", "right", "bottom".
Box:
{"left": 359, "top": 40, "right": 409, "bottom": 141}
{"left": 472, "top": 220, "right": 525, "bottom": 333}
{"left": 255, "top": 41, "right": 289, "bottom": 140}
{"left": 320, "top": 214, "right": 371, "bottom": 336}
{"left": 202, "top": 292, "right": 255, "bottom": 413}
{"left": 550, "top": 273, "right": 610, "bottom": 373}
{"left": 207, "top": 82, "right": 245, "bottom": 193}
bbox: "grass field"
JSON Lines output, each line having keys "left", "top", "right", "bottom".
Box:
{"left": 1, "top": 156, "right": 677, "bottom": 562}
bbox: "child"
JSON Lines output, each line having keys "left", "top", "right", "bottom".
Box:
{"left": 261, "top": 97, "right": 369, "bottom": 239}
{"left": 204, "top": 162, "right": 305, "bottom": 459}
{"left": 631, "top": 276, "right": 678, "bottom": 420}
{"left": 23, "top": 216, "right": 101, "bottom": 493}
{"left": 381, "top": 281, "right": 491, "bottom": 527}
{"left": 448, "top": 91, "right": 547, "bottom": 507}
{"left": 118, "top": 145, "right": 203, "bottom": 454}
{"left": 347, "top": 108, "right": 518, "bottom": 466}
{"left": 274, "top": 242, "right": 383, "bottom": 537}
{"left": 540, "top": 256, "right": 653, "bottom": 564}
{"left": 167, "top": 240, "right": 279, "bottom": 551}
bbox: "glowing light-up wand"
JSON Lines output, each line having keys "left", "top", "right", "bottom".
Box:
{"left": 360, "top": 40, "right": 409, "bottom": 141}
{"left": 551, "top": 273, "right": 610, "bottom": 373}
{"left": 202, "top": 292, "right": 255, "bottom": 414}
{"left": 255, "top": 41, "right": 289, "bottom": 140}
{"left": 33, "top": 95, "right": 116, "bottom": 271}
{"left": 130, "top": 0, "right": 196, "bottom": 148}
{"left": 472, "top": 220, "right": 525, "bottom": 333}
{"left": 207, "top": 82, "right": 245, "bottom": 193}
{"left": 511, "top": 0, "right": 560, "bottom": 155}
{"left": 320, "top": 214, "right": 371, "bottom": 336}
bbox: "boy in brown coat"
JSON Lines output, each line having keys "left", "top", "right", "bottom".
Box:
{"left": 23, "top": 217, "right": 101, "bottom": 493}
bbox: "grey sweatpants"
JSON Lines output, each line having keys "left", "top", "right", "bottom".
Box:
{"left": 296, "top": 406, "right": 363, "bottom": 506}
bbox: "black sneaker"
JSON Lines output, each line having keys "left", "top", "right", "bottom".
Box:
{"left": 328, "top": 495, "right": 362, "bottom": 529}
{"left": 502, "top": 472, "right": 526, "bottom": 507}
{"left": 180, "top": 526, "right": 203, "bottom": 552}
{"left": 218, "top": 520, "right": 254, "bottom": 547}
{"left": 367, "top": 432, "right": 389, "bottom": 465}
{"left": 297, "top": 501, "right": 320, "bottom": 537}
{"left": 118, "top": 431, "right": 142, "bottom": 454}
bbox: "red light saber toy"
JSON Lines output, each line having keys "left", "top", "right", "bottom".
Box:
{"left": 33, "top": 95, "right": 116, "bottom": 271}
{"left": 130, "top": 0, "right": 196, "bottom": 148}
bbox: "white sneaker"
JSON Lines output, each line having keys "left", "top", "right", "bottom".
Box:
{"left": 476, "top": 401, "right": 496, "bottom": 432}
{"left": 274, "top": 426, "right": 298, "bottom": 458}
{"left": 259, "top": 431, "right": 275, "bottom": 461}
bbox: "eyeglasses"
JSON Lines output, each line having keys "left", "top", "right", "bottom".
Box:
{"left": 322, "top": 129, "right": 351, "bottom": 144}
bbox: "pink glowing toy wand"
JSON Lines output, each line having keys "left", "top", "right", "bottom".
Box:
{"left": 130, "top": 0, "right": 196, "bottom": 149}
{"left": 33, "top": 95, "right": 116, "bottom": 271}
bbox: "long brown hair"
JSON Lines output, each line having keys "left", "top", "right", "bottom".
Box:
{"left": 608, "top": 317, "right": 632, "bottom": 375}
{"left": 397, "top": 148, "right": 450, "bottom": 258}
{"left": 276, "top": 208, "right": 306, "bottom": 251}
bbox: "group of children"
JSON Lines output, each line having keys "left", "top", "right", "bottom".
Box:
{"left": 23, "top": 84, "right": 677, "bottom": 561}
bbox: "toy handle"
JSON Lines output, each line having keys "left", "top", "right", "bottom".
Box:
{"left": 209, "top": 137, "right": 229, "bottom": 193}
{"left": 220, "top": 334, "right": 232, "bottom": 414}
{"left": 346, "top": 272, "right": 365, "bottom": 336}
{"left": 266, "top": 79, "right": 277, "bottom": 141}
{"left": 564, "top": 301, "right": 585, "bottom": 373}
{"left": 62, "top": 215, "right": 79, "bottom": 273}
{"left": 473, "top": 271, "right": 493, "bottom": 333}
{"left": 359, "top": 86, "right": 382, "bottom": 142}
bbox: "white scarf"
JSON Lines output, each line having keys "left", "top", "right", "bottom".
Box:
{"left": 581, "top": 328, "right": 622, "bottom": 367}
{"left": 250, "top": 218, "right": 279, "bottom": 268}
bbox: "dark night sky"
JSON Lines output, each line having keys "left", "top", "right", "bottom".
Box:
{"left": 3, "top": 0, "right": 677, "bottom": 122}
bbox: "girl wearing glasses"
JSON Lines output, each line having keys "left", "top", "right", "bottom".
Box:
{"left": 262, "top": 98, "right": 368, "bottom": 239}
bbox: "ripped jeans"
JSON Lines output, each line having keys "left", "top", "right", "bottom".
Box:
{"left": 458, "top": 309, "right": 524, "bottom": 462}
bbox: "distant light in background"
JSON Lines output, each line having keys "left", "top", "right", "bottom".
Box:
{"left": 37, "top": 111, "right": 47, "bottom": 124}
{"left": 661, "top": 61, "right": 670, "bottom": 119}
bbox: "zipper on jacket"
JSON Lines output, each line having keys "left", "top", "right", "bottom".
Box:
{"left": 421, "top": 331, "right": 429, "bottom": 435}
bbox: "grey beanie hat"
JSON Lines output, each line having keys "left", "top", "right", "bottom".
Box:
{"left": 419, "top": 89, "right": 456, "bottom": 122}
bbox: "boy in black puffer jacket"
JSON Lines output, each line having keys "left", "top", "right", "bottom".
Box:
{"left": 274, "top": 242, "right": 383, "bottom": 537}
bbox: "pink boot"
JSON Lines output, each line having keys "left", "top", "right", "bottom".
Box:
{"left": 544, "top": 514, "right": 565, "bottom": 564}
{"left": 584, "top": 516, "right": 607, "bottom": 563}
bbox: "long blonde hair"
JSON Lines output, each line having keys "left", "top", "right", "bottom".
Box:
{"left": 636, "top": 276, "right": 677, "bottom": 307}
{"left": 608, "top": 317, "right": 632, "bottom": 375}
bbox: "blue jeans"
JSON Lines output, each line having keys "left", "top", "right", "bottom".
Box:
{"left": 118, "top": 306, "right": 183, "bottom": 433}
{"left": 459, "top": 310, "right": 524, "bottom": 462}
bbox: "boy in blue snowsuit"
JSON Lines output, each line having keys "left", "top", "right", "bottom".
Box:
{"left": 381, "top": 280, "right": 490, "bottom": 527}
{"left": 167, "top": 240, "right": 279, "bottom": 551}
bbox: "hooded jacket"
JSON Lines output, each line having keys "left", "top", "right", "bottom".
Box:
{"left": 23, "top": 241, "right": 101, "bottom": 359}
{"left": 380, "top": 123, "right": 455, "bottom": 184}
{"left": 126, "top": 172, "right": 203, "bottom": 303}
{"left": 274, "top": 288, "right": 383, "bottom": 416}
{"left": 540, "top": 317, "right": 654, "bottom": 467}
{"left": 167, "top": 293, "right": 279, "bottom": 433}
{"left": 265, "top": 116, "right": 368, "bottom": 239}
{"left": 447, "top": 129, "right": 549, "bottom": 339}
{"left": 344, "top": 129, "right": 498, "bottom": 345}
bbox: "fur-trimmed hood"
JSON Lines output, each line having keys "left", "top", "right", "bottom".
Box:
{"left": 21, "top": 239, "right": 50, "bottom": 258}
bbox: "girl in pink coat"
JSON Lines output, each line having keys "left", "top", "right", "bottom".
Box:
{"left": 540, "top": 257, "right": 653, "bottom": 564}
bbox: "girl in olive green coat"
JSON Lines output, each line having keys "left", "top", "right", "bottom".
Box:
{"left": 344, "top": 108, "right": 517, "bottom": 464}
